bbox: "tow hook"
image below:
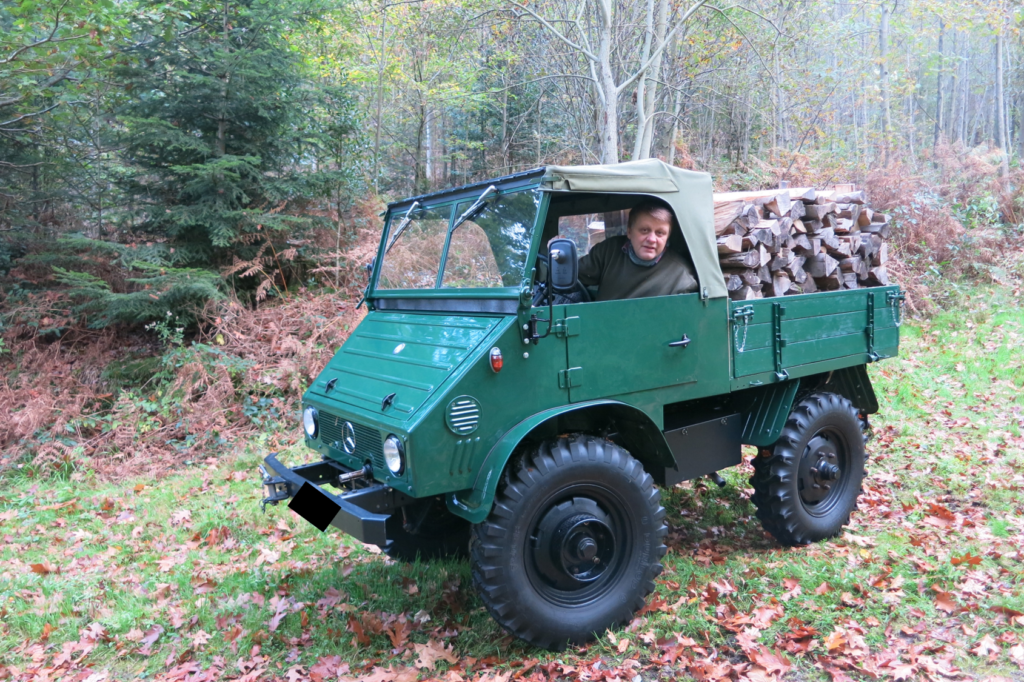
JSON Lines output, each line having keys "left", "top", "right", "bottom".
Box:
{"left": 338, "top": 463, "right": 374, "bottom": 486}
{"left": 259, "top": 465, "right": 290, "bottom": 512}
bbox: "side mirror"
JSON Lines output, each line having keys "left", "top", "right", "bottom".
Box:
{"left": 548, "top": 238, "right": 578, "bottom": 293}
{"left": 365, "top": 262, "right": 374, "bottom": 280}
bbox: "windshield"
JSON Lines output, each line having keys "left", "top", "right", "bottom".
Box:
{"left": 377, "top": 188, "right": 540, "bottom": 291}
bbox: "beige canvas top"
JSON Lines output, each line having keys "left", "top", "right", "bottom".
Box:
{"left": 542, "top": 159, "right": 727, "bottom": 299}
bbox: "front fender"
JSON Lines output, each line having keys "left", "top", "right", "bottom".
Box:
{"left": 446, "top": 400, "right": 672, "bottom": 524}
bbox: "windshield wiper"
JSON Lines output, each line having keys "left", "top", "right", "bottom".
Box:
{"left": 450, "top": 185, "right": 497, "bottom": 232}
{"left": 384, "top": 200, "right": 421, "bottom": 254}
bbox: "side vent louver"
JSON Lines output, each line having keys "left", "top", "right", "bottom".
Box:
{"left": 445, "top": 396, "right": 481, "bottom": 435}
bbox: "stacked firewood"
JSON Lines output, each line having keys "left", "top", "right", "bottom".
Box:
{"left": 712, "top": 187, "right": 891, "bottom": 300}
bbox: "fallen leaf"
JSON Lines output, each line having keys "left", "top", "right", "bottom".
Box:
{"left": 414, "top": 640, "right": 458, "bottom": 670}
{"left": 971, "top": 635, "right": 1000, "bottom": 658}
{"left": 952, "top": 552, "right": 982, "bottom": 567}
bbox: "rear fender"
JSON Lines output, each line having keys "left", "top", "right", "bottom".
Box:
{"left": 446, "top": 400, "right": 672, "bottom": 524}
{"left": 733, "top": 365, "right": 877, "bottom": 448}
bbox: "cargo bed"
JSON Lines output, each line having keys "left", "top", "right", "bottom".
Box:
{"left": 728, "top": 285, "right": 902, "bottom": 390}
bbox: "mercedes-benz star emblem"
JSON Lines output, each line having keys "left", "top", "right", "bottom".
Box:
{"left": 342, "top": 421, "right": 357, "bottom": 454}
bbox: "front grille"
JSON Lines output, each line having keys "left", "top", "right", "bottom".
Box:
{"left": 319, "top": 412, "right": 385, "bottom": 472}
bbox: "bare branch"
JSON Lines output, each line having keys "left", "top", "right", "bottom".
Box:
{"left": 615, "top": 0, "right": 710, "bottom": 95}
{"left": 508, "top": 2, "right": 597, "bottom": 62}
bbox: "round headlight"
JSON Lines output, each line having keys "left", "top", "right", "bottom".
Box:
{"left": 383, "top": 435, "right": 405, "bottom": 475}
{"left": 302, "top": 406, "right": 318, "bottom": 438}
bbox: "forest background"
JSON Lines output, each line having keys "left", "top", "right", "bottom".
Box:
{"left": 2, "top": 1, "right": 1024, "bottom": 681}
{"left": 1, "top": 0, "right": 1024, "bottom": 498}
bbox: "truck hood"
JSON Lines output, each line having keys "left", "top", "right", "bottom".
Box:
{"left": 307, "top": 310, "right": 506, "bottom": 421}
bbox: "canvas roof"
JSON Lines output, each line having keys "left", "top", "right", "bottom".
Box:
{"left": 542, "top": 159, "right": 727, "bottom": 300}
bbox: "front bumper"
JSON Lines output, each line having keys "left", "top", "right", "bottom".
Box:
{"left": 259, "top": 453, "right": 410, "bottom": 547}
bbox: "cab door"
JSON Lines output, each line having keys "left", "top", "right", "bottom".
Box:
{"left": 562, "top": 293, "right": 722, "bottom": 403}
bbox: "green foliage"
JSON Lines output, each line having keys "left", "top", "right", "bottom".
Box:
{"left": 52, "top": 261, "right": 222, "bottom": 328}
{"left": 113, "top": 0, "right": 356, "bottom": 270}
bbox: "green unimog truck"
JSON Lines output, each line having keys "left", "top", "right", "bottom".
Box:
{"left": 260, "top": 159, "right": 902, "bottom": 650}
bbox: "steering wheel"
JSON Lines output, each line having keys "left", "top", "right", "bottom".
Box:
{"left": 532, "top": 253, "right": 592, "bottom": 306}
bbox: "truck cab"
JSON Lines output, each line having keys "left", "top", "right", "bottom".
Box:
{"left": 260, "top": 160, "right": 901, "bottom": 650}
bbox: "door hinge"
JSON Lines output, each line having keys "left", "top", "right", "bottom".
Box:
{"left": 553, "top": 316, "right": 580, "bottom": 337}
{"left": 558, "top": 367, "right": 583, "bottom": 388}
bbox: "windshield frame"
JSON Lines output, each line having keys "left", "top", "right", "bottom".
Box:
{"left": 369, "top": 171, "right": 547, "bottom": 304}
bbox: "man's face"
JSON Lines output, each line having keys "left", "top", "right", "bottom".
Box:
{"left": 626, "top": 211, "right": 671, "bottom": 261}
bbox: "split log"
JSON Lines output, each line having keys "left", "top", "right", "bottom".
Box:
{"left": 802, "top": 203, "right": 836, "bottom": 220}
{"left": 725, "top": 274, "right": 744, "bottom": 291}
{"left": 790, "top": 201, "right": 806, "bottom": 220}
{"left": 805, "top": 253, "right": 839, "bottom": 278}
{"left": 715, "top": 201, "right": 745, "bottom": 235}
{"left": 872, "top": 242, "right": 888, "bottom": 266}
{"left": 834, "top": 218, "right": 856, "bottom": 234}
{"left": 719, "top": 250, "right": 761, "bottom": 268}
{"left": 801, "top": 276, "right": 818, "bottom": 293}
{"left": 857, "top": 207, "right": 873, "bottom": 227}
{"left": 818, "top": 189, "right": 867, "bottom": 205}
{"left": 723, "top": 267, "right": 761, "bottom": 287}
{"left": 713, "top": 187, "right": 817, "bottom": 204}
{"left": 839, "top": 256, "right": 868, "bottom": 279}
{"left": 865, "top": 266, "right": 889, "bottom": 286}
{"left": 729, "top": 285, "right": 761, "bottom": 301}
{"left": 764, "top": 193, "right": 792, "bottom": 218}
{"left": 757, "top": 264, "right": 772, "bottom": 284}
{"left": 792, "top": 219, "right": 807, "bottom": 234}
{"left": 842, "top": 273, "right": 860, "bottom": 289}
{"left": 860, "top": 222, "right": 891, "bottom": 239}
{"left": 814, "top": 272, "right": 842, "bottom": 290}
{"left": 717, "top": 234, "right": 744, "bottom": 254}
{"left": 771, "top": 272, "right": 792, "bottom": 298}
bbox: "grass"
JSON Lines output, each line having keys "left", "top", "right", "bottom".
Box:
{"left": 1, "top": 284, "right": 1022, "bottom": 681}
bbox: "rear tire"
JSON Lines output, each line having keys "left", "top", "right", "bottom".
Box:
{"left": 385, "top": 497, "right": 470, "bottom": 563}
{"left": 750, "top": 392, "right": 865, "bottom": 546}
{"left": 470, "top": 436, "right": 666, "bottom": 650}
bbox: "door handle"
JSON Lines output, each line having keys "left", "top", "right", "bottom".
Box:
{"left": 668, "top": 334, "right": 691, "bottom": 348}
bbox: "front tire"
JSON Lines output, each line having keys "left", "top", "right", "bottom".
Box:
{"left": 470, "top": 436, "right": 667, "bottom": 650}
{"left": 750, "top": 392, "right": 866, "bottom": 546}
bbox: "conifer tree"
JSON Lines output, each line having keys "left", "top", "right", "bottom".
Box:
{"left": 114, "top": 0, "right": 333, "bottom": 271}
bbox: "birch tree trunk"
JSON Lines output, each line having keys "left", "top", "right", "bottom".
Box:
{"left": 995, "top": 31, "right": 1009, "bottom": 176}
{"left": 637, "top": 0, "right": 668, "bottom": 159}
{"left": 879, "top": 0, "right": 892, "bottom": 166}
{"left": 596, "top": 0, "right": 619, "bottom": 164}
{"left": 933, "top": 19, "right": 944, "bottom": 151}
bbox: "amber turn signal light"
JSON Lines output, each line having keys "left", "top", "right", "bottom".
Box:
{"left": 489, "top": 347, "right": 503, "bottom": 373}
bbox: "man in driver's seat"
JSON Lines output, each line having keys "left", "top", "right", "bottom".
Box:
{"left": 578, "top": 200, "right": 699, "bottom": 301}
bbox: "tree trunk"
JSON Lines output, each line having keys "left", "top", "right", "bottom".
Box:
{"left": 596, "top": 0, "right": 619, "bottom": 163}
{"left": 637, "top": 0, "right": 668, "bottom": 159}
{"left": 667, "top": 87, "right": 683, "bottom": 165}
{"left": 995, "top": 31, "right": 1009, "bottom": 176}
{"left": 217, "top": 0, "right": 230, "bottom": 157}
{"left": 630, "top": 0, "right": 655, "bottom": 162}
{"left": 879, "top": 0, "right": 892, "bottom": 166}
{"left": 932, "top": 19, "right": 944, "bottom": 151}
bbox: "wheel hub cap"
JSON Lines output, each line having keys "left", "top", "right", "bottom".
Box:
{"left": 532, "top": 498, "right": 615, "bottom": 589}
{"left": 799, "top": 435, "right": 844, "bottom": 507}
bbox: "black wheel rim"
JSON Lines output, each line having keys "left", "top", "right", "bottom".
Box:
{"left": 525, "top": 484, "right": 631, "bottom": 607}
{"left": 797, "top": 426, "right": 850, "bottom": 516}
